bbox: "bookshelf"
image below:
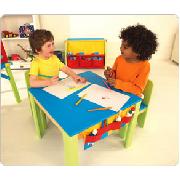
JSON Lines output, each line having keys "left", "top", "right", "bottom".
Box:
{"left": 1, "top": 15, "right": 40, "bottom": 69}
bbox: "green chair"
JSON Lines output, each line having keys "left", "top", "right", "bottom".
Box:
{"left": 1, "top": 63, "right": 21, "bottom": 103}
{"left": 137, "top": 80, "right": 153, "bottom": 128}
{"left": 120, "top": 80, "right": 153, "bottom": 147}
{"left": 25, "top": 70, "right": 47, "bottom": 138}
{"left": 1, "top": 40, "right": 21, "bottom": 103}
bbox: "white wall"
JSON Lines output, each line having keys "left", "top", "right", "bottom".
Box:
{"left": 39, "top": 15, "right": 178, "bottom": 66}
{"left": 171, "top": 28, "right": 179, "bottom": 63}
{"left": 39, "top": 15, "right": 70, "bottom": 50}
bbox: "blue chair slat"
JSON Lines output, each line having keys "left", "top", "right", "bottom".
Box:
{"left": 1, "top": 73, "right": 10, "bottom": 80}
{"left": 140, "top": 102, "right": 148, "bottom": 113}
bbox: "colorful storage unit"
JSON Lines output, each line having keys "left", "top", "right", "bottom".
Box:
{"left": 65, "top": 38, "right": 106, "bottom": 68}
{"left": 79, "top": 105, "right": 136, "bottom": 150}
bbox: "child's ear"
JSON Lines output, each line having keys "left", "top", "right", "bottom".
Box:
{"left": 135, "top": 52, "right": 140, "bottom": 59}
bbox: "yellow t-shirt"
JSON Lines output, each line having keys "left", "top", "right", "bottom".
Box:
{"left": 29, "top": 55, "right": 65, "bottom": 79}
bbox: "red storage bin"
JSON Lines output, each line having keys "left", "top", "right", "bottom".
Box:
{"left": 79, "top": 55, "right": 93, "bottom": 68}
{"left": 67, "top": 55, "right": 79, "bottom": 68}
{"left": 93, "top": 59, "right": 104, "bottom": 68}
{"left": 92, "top": 55, "right": 105, "bottom": 68}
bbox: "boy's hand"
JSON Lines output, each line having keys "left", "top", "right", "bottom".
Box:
{"left": 49, "top": 76, "right": 59, "bottom": 85}
{"left": 73, "top": 75, "right": 87, "bottom": 83}
{"left": 107, "top": 78, "right": 115, "bottom": 87}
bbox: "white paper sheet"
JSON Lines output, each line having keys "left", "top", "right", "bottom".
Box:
{"left": 43, "top": 77, "right": 90, "bottom": 99}
{"left": 78, "top": 84, "right": 130, "bottom": 112}
{"left": 59, "top": 71, "right": 68, "bottom": 79}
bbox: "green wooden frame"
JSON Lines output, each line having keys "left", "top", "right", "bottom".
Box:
{"left": 119, "top": 80, "right": 153, "bottom": 147}
{"left": 25, "top": 70, "right": 47, "bottom": 138}
{"left": 4, "top": 63, "right": 21, "bottom": 103}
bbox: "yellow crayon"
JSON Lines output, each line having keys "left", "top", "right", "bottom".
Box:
{"left": 67, "top": 85, "right": 84, "bottom": 91}
{"left": 75, "top": 94, "right": 87, "bottom": 106}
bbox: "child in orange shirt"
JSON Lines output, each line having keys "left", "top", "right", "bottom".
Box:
{"left": 104, "top": 24, "right": 158, "bottom": 97}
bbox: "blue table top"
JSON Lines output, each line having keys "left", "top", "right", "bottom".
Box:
{"left": 29, "top": 71, "right": 141, "bottom": 137}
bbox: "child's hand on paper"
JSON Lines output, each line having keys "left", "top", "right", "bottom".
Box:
{"left": 107, "top": 78, "right": 115, "bottom": 87}
{"left": 73, "top": 75, "right": 87, "bottom": 83}
{"left": 49, "top": 76, "right": 59, "bottom": 85}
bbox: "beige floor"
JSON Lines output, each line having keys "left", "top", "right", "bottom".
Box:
{"left": 1, "top": 60, "right": 179, "bottom": 165}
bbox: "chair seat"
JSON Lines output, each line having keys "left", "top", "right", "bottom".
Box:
{"left": 139, "top": 102, "right": 148, "bottom": 113}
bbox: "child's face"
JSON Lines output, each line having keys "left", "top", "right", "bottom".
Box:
{"left": 120, "top": 40, "right": 139, "bottom": 61}
{"left": 38, "top": 40, "right": 55, "bottom": 59}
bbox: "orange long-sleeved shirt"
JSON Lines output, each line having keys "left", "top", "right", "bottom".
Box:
{"left": 112, "top": 55, "right": 150, "bottom": 96}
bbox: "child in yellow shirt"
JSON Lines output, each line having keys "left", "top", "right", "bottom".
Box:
{"left": 104, "top": 24, "right": 158, "bottom": 97}
{"left": 29, "top": 29, "right": 86, "bottom": 87}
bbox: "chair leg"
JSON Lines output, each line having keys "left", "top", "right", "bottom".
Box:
{"left": 28, "top": 93, "right": 33, "bottom": 117}
{"left": 124, "top": 101, "right": 141, "bottom": 148}
{"left": 5, "top": 63, "right": 21, "bottom": 103}
{"left": 137, "top": 109, "right": 148, "bottom": 128}
{"left": 62, "top": 130, "right": 79, "bottom": 166}
{"left": 39, "top": 109, "right": 47, "bottom": 129}
{"left": 119, "top": 124, "right": 128, "bottom": 140}
{"left": 35, "top": 105, "right": 46, "bottom": 136}
{"left": 29, "top": 93, "right": 42, "bottom": 138}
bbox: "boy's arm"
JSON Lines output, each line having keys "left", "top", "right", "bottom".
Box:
{"left": 115, "top": 63, "right": 150, "bottom": 96}
{"left": 61, "top": 65, "right": 86, "bottom": 83}
{"left": 61, "top": 65, "right": 78, "bottom": 79}
{"left": 29, "top": 75, "right": 59, "bottom": 87}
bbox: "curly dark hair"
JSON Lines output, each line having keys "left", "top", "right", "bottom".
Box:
{"left": 119, "top": 24, "right": 158, "bottom": 60}
{"left": 29, "top": 29, "right": 54, "bottom": 54}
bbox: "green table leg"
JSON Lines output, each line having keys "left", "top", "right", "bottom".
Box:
{"left": 62, "top": 130, "right": 79, "bottom": 166}
{"left": 124, "top": 101, "right": 141, "bottom": 148}
{"left": 5, "top": 63, "right": 21, "bottom": 103}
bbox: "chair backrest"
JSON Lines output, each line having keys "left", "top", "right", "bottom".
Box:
{"left": 25, "top": 70, "right": 30, "bottom": 89}
{"left": 25, "top": 70, "right": 33, "bottom": 111}
{"left": 143, "top": 80, "right": 153, "bottom": 106}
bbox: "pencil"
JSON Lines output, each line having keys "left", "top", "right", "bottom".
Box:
{"left": 88, "top": 107, "right": 112, "bottom": 112}
{"left": 75, "top": 94, "right": 87, "bottom": 106}
{"left": 103, "top": 80, "right": 111, "bottom": 90}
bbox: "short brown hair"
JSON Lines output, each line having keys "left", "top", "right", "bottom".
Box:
{"left": 29, "top": 29, "right": 54, "bottom": 54}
